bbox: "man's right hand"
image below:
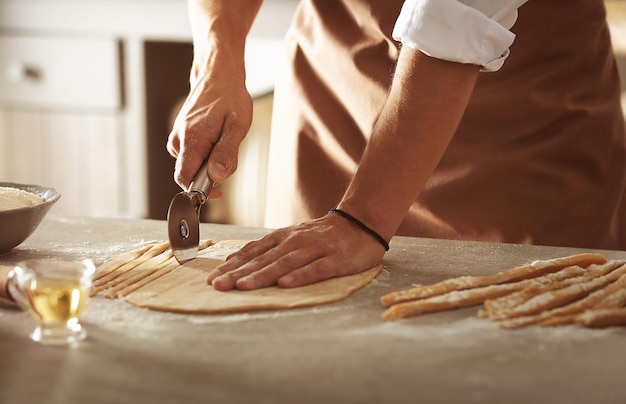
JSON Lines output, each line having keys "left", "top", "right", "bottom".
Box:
{"left": 167, "top": 68, "right": 253, "bottom": 192}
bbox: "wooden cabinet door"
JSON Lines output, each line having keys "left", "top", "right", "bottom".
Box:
{"left": 0, "top": 110, "right": 122, "bottom": 217}
{"left": 0, "top": 34, "right": 127, "bottom": 217}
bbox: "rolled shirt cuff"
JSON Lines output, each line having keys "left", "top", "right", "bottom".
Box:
{"left": 392, "top": 0, "right": 520, "bottom": 72}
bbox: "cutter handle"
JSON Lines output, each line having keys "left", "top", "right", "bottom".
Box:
{"left": 189, "top": 159, "right": 214, "bottom": 204}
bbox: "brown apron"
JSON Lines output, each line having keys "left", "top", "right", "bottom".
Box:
{"left": 264, "top": 0, "right": 626, "bottom": 250}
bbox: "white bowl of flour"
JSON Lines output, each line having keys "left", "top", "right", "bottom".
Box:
{"left": 0, "top": 182, "right": 61, "bottom": 254}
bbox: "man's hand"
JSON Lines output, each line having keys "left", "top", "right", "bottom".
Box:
{"left": 206, "top": 213, "right": 387, "bottom": 290}
{"left": 167, "top": 72, "right": 253, "bottom": 192}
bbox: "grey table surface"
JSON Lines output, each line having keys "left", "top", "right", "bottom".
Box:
{"left": 0, "top": 215, "right": 625, "bottom": 404}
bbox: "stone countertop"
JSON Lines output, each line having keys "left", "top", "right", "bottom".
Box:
{"left": 0, "top": 215, "right": 625, "bottom": 404}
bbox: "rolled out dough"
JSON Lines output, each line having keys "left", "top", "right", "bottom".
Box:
{"left": 116, "top": 240, "right": 382, "bottom": 314}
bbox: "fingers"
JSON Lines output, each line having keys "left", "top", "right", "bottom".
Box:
{"left": 206, "top": 233, "right": 284, "bottom": 290}
{"left": 216, "top": 246, "right": 325, "bottom": 291}
{"left": 166, "top": 133, "right": 180, "bottom": 158}
{"left": 168, "top": 98, "right": 251, "bottom": 189}
{"left": 277, "top": 259, "right": 340, "bottom": 288}
{"left": 206, "top": 216, "right": 386, "bottom": 291}
{"left": 167, "top": 106, "right": 213, "bottom": 189}
{"left": 173, "top": 140, "right": 207, "bottom": 190}
{"left": 209, "top": 244, "right": 362, "bottom": 291}
{"left": 168, "top": 113, "right": 237, "bottom": 190}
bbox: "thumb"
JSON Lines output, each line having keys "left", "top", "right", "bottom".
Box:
{"left": 207, "top": 118, "right": 245, "bottom": 183}
{"left": 208, "top": 159, "right": 230, "bottom": 184}
{"left": 207, "top": 139, "right": 239, "bottom": 183}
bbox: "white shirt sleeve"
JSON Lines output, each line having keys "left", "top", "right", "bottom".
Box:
{"left": 392, "top": 0, "right": 528, "bottom": 72}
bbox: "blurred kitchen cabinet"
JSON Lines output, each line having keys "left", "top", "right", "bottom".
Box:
{"left": 0, "top": 35, "right": 124, "bottom": 217}
{"left": 0, "top": 111, "right": 122, "bottom": 216}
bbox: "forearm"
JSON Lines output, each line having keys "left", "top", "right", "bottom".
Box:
{"left": 187, "top": 0, "right": 263, "bottom": 83}
{"left": 339, "top": 47, "right": 480, "bottom": 241}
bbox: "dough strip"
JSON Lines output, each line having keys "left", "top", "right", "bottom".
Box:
{"left": 380, "top": 253, "right": 607, "bottom": 307}
{"left": 575, "top": 307, "right": 626, "bottom": 327}
{"left": 95, "top": 240, "right": 213, "bottom": 298}
{"left": 93, "top": 244, "right": 172, "bottom": 295}
{"left": 498, "top": 269, "right": 626, "bottom": 329}
{"left": 92, "top": 244, "right": 153, "bottom": 282}
{"left": 491, "top": 262, "right": 626, "bottom": 321}
{"left": 92, "top": 242, "right": 169, "bottom": 290}
{"left": 484, "top": 261, "right": 622, "bottom": 319}
{"left": 381, "top": 264, "right": 593, "bottom": 321}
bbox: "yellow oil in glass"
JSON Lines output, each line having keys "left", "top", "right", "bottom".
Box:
{"left": 24, "top": 278, "right": 88, "bottom": 325}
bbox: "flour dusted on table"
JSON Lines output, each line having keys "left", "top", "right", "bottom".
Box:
{"left": 0, "top": 187, "right": 44, "bottom": 211}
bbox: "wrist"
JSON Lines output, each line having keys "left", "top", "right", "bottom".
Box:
{"left": 188, "top": 2, "right": 256, "bottom": 85}
{"left": 329, "top": 208, "right": 390, "bottom": 251}
{"left": 190, "top": 41, "right": 247, "bottom": 85}
{"left": 334, "top": 202, "right": 397, "bottom": 247}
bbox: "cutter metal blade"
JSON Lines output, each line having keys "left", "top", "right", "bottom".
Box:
{"left": 167, "top": 192, "right": 200, "bottom": 263}
{"left": 167, "top": 160, "right": 214, "bottom": 264}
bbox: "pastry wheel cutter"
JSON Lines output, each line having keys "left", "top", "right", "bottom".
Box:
{"left": 167, "top": 159, "right": 214, "bottom": 264}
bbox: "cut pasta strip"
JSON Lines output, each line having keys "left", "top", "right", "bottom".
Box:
{"left": 497, "top": 269, "right": 626, "bottom": 329}
{"left": 593, "top": 286, "right": 626, "bottom": 309}
{"left": 486, "top": 261, "right": 624, "bottom": 320}
{"left": 382, "top": 264, "right": 593, "bottom": 321}
{"left": 483, "top": 264, "right": 606, "bottom": 317}
{"left": 575, "top": 308, "right": 626, "bottom": 328}
{"left": 381, "top": 253, "right": 607, "bottom": 307}
{"left": 92, "top": 242, "right": 170, "bottom": 293}
{"left": 104, "top": 240, "right": 217, "bottom": 298}
{"left": 491, "top": 262, "right": 626, "bottom": 321}
{"left": 93, "top": 240, "right": 213, "bottom": 298}
{"left": 381, "top": 253, "right": 626, "bottom": 329}
{"left": 93, "top": 244, "right": 172, "bottom": 295}
{"left": 114, "top": 260, "right": 183, "bottom": 298}
{"left": 102, "top": 255, "right": 177, "bottom": 299}
{"left": 93, "top": 244, "right": 154, "bottom": 282}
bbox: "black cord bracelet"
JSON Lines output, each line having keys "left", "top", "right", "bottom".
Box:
{"left": 328, "top": 208, "right": 390, "bottom": 251}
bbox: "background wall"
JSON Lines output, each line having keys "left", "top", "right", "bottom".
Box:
{"left": 0, "top": 0, "right": 296, "bottom": 225}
